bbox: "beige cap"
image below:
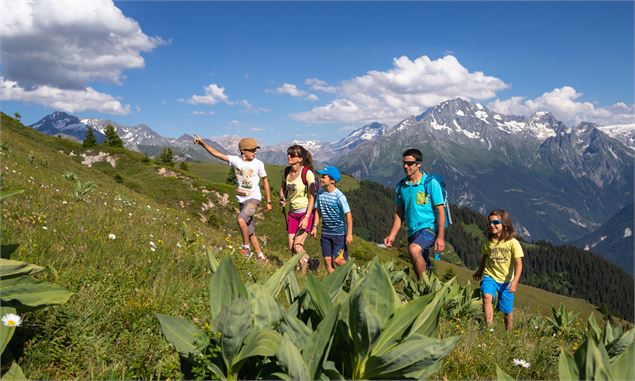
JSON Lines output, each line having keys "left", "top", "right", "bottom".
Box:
{"left": 238, "top": 138, "right": 261, "bottom": 151}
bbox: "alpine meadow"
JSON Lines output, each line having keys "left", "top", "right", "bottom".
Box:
{"left": 1, "top": 113, "right": 633, "bottom": 379}
{"left": 1, "top": 1, "right": 634, "bottom": 380}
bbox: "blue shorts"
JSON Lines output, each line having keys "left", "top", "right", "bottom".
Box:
{"left": 407, "top": 228, "right": 435, "bottom": 268}
{"left": 321, "top": 234, "right": 348, "bottom": 260}
{"left": 481, "top": 275, "right": 514, "bottom": 314}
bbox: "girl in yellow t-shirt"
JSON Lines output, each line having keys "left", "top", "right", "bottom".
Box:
{"left": 472, "top": 209, "right": 524, "bottom": 331}
{"left": 279, "top": 144, "right": 317, "bottom": 273}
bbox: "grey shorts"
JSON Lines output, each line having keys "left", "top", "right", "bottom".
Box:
{"left": 238, "top": 199, "right": 260, "bottom": 235}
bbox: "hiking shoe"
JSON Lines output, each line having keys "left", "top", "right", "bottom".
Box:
{"left": 240, "top": 245, "right": 253, "bottom": 259}
{"left": 308, "top": 258, "right": 320, "bottom": 272}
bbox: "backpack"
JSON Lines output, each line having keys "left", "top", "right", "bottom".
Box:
{"left": 283, "top": 166, "right": 318, "bottom": 201}
{"left": 423, "top": 173, "right": 452, "bottom": 230}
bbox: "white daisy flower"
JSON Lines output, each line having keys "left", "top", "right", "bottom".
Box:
{"left": 149, "top": 241, "right": 156, "bottom": 247}
{"left": 513, "top": 358, "right": 530, "bottom": 369}
{"left": 108, "top": 233, "right": 116, "bottom": 240}
{"left": 2, "top": 313, "right": 22, "bottom": 327}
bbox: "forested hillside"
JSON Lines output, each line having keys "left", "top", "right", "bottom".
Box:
{"left": 347, "top": 181, "right": 634, "bottom": 321}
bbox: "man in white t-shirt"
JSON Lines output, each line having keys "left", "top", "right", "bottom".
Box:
{"left": 194, "top": 134, "right": 272, "bottom": 262}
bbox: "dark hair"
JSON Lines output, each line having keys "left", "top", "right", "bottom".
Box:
{"left": 402, "top": 148, "right": 423, "bottom": 162}
{"left": 488, "top": 209, "right": 516, "bottom": 242}
{"left": 287, "top": 144, "right": 315, "bottom": 172}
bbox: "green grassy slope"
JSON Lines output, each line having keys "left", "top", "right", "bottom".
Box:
{"left": 0, "top": 113, "right": 609, "bottom": 379}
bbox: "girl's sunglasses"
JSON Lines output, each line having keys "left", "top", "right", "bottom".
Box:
{"left": 488, "top": 220, "right": 503, "bottom": 226}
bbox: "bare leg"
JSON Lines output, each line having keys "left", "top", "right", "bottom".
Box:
{"left": 237, "top": 217, "right": 251, "bottom": 246}
{"left": 249, "top": 233, "right": 261, "bottom": 254}
{"left": 504, "top": 312, "right": 514, "bottom": 330}
{"left": 408, "top": 243, "right": 426, "bottom": 280}
{"left": 483, "top": 293, "right": 494, "bottom": 327}
{"left": 324, "top": 256, "right": 335, "bottom": 273}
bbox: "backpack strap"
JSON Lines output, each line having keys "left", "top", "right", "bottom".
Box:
{"left": 283, "top": 166, "right": 292, "bottom": 199}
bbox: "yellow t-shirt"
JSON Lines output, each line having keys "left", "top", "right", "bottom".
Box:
{"left": 285, "top": 168, "right": 315, "bottom": 211}
{"left": 482, "top": 238, "right": 524, "bottom": 283}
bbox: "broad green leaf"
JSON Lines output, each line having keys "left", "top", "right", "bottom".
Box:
{"left": 0, "top": 258, "right": 43, "bottom": 278}
{"left": 354, "top": 260, "right": 397, "bottom": 326}
{"left": 0, "top": 189, "right": 24, "bottom": 201}
{"left": 303, "top": 304, "right": 341, "bottom": 380}
{"left": 321, "top": 360, "right": 345, "bottom": 381}
{"left": 154, "top": 313, "right": 208, "bottom": 359}
{"left": 205, "top": 248, "right": 219, "bottom": 274}
{"left": 558, "top": 348, "right": 579, "bottom": 381}
{"left": 410, "top": 280, "right": 453, "bottom": 337}
{"left": 602, "top": 319, "right": 615, "bottom": 345}
{"left": 280, "top": 309, "right": 312, "bottom": 351}
{"left": 249, "top": 287, "right": 282, "bottom": 330}
{"left": 215, "top": 297, "right": 252, "bottom": 369}
{"left": 284, "top": 272, "right": 302, "bottom": 306}
{"left": 0, "top": 276, "right": 72, "bottom": 307}
{"left": 323, "top": 260, "right": 354, "bottom": 299}
{"left": 209, "top": 255, "right": 247, "bottom": 321}
{"left": 609, "top": 341, "right": 635, "bottom": 381}
{"left": 495, "top": 364, "right": 515, "bottom": 381}
{"left": 607, "top": 327, "right": 635, "bottom": 358}
{"left": 264, "top": 253, "right": 303, "bottom": 297}
{"left": 232, "top": 329, "right": 282, "bottom": 368}
{"left": 371, "top": 292, "right": 436, "bottom": 356}
{"left": 0, "top": 360, "right": 26, "bottom": 381}
{"left": 0, "top": 306, "right": 17, "bottom": 355}
{"left": 349, "top": 290, "right": 383, "bottom": 362}
{"left": 586, "top": 314, "right": 602, "bottom": 342}
{"left": 306, "top": 273, "right": 332, "bottom": 319}
{"left": 364, "top": 334, "right": 458, "bottom": 379}
{"left": 275, "top": 335, "right": 310, "bottom": 381}
{"left": 575, "top": 336, "right": 611, "bottom": 380}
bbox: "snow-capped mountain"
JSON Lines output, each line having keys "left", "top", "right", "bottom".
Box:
{"left": 334, "top": 98, "right": 634, "bottom": 244}
{"left": 329, "top": 122, "right": 390, "bottom": 151}
{"left": 31, "top": 112, "right": 106, "bottom": 143}
{"left": 30, "top": 112, "right": 227, "bottom": 162}
{"left": 598, "top": 123, "right": 635, "bottom": 151}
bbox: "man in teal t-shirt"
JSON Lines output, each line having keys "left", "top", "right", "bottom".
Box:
{"left": 384, "top": 148, "right": 446, "bottom": 279}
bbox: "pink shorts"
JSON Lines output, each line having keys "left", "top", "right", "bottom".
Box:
{"left": 287, "top": 211, "right": 315, "bottom": 234}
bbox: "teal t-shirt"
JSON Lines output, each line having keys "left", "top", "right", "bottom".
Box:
{"left": 395, "top": 173, "right": 445, "bottom": 237}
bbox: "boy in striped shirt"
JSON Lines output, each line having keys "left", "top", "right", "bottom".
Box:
{"left": 310, "top": 166, "right": 353, "bottom": 273}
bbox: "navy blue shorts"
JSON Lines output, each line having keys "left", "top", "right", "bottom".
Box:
{"left": 408, "top": 228, "right": 435, "bottom": 266}
{"left": 320, "top": 234, "right": 348, "bottom": 260}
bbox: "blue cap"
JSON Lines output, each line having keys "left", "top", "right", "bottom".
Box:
{"left": 316, "top": 166, "right": 341, "bottom": 182}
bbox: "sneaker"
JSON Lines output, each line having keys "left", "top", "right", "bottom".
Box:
{"left": 240, "top": 245, "right": 252, "bottom": 259}
{"left": 308, "top": 258, "right": 320, "bottom": 272}
{"left": 256, "top": 252, "right": 268, "bottom": 263}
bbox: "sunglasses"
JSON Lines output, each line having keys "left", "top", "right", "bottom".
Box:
{"left": 402, "top": 161, "right": 419, "bottom": 167}
{"left": 488, "top": 220, "right": 503, "bottom": 226}
{"left": 287, "top": 152, "right": 301, "bottom": 158}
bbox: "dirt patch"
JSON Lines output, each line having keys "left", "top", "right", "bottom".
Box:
{"left": 81, "top": 151, "right": 117, "bottom": 167}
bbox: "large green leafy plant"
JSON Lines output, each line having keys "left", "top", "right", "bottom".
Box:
{"left": 156, "top": 251, "right": 459, "bottom": 380}
{"left": 1, "top": 190, "right": 74, "bottom": 380}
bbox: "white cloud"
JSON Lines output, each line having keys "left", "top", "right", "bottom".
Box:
{"left": 192, "top": 110, "right": 214, "bottom": 116}
{"left": 0, "top": 77, "right": 130, "bottom": 115}
{"left": 0, "top": 0, "right": 163, "bottom": 114}
{"left": 488, "top": 86, "right": 635, "bottom": 126}
{"left": 273, "top": 83, "right": 318, "bottom": 101}
{"left": 292, "top": 54, "right": 509, "bottom": 124}
{"left": 305, "top": 78, "right": 338, "bottom": 93}
{"left": 187, "top": 84, "right": 231, "bottom": 105}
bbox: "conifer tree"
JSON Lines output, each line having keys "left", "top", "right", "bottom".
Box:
{"left": 82, "top": 127, "right": 97, "bottom": 148}
{"left": 158, "top": 147, "right": 174, "bottom": 166}
{"left": 104, "top": 124, "right": 123, "bottom": 147}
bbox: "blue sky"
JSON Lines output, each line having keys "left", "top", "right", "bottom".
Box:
{"left": 1, "top": 1, "right": 633, "bottom": 145}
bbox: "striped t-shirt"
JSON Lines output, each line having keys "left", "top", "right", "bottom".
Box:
{"left": 314, "top": 188, "right": 350, "bottom": 236}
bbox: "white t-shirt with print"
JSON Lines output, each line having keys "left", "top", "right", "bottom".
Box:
{"left": 228, "top": 155, "right": 267, "bottom": 203}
